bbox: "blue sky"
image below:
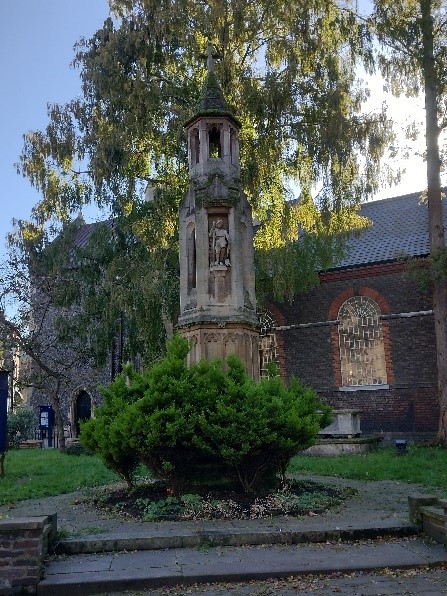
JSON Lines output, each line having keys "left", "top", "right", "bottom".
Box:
{"left": 0, "top": 0, "right": 109, "bottom": 259}
{"left": 0, "top": 1, "right": 433, "bottom": 264}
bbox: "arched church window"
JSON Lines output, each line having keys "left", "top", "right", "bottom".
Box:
{"left": 259, "top": 310, "right": 279, "bottom": 378}
{"left": 209, "top": 126, "right": 221, "bottom": 158}
{"left": 338, "top": 296, "right": 387, "bottom": 387}
{"left": 187, "top": 225, "right": 196, "bottom": 290}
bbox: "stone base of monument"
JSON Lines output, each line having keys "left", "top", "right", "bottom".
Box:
{"left": 179, "top": 321, "right": 261, "bottom": 380}
{"left": 302, "top": 409, "right": 383, "bottom": 456}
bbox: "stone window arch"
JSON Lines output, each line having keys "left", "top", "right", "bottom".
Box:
{"left": 191, "top": 127, "right": 200, "bottom": 164}
{"left": 71, "top": 389, "right": 92, "bottom": 437}
{"left": 337, "top": 296, "right": 387, "bottom": 387}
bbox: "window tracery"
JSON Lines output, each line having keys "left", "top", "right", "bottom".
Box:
{"left": 338, "top": 296, "right": 387, "bottom": 387}
{"left": 258, "top": 310, "right": 279, "bottom": 378}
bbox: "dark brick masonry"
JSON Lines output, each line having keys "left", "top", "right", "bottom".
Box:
{"left": 270, "top": 262, "right": 439, "bottom": 442}
{"left": 0, "top": 516, "right": 56, "bottom": 595}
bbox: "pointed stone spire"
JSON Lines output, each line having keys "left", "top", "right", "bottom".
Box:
{"left": 184, "top": 41, "right": 240, "bottom": 128}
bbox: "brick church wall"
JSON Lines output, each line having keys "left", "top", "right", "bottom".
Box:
{"left": 270, "top": 263, "right": 439, "bottom": 441}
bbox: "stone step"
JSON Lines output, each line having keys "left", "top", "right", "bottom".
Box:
{"left": 54, "top": 521, "right": 418, "bottom": 555}
{"left": 38, "top": 538, "right": 447, "bottom": 596}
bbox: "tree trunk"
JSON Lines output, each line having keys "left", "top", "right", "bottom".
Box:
{"left": 420, "top": 0, "right": 447, "bottom": 445}
{"left": 51, "top": 379, "right": 66, "bottom": 451}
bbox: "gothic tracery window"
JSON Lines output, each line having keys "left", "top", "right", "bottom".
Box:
{"left": 338, "top": 296, "right": 387, "bottom": 387}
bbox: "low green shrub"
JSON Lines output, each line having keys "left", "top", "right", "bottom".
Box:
{"left": 63, "top": 443, "right": 93, "bottom": 456}
{"left": 82, "top": 335, "right": 331, "bottom": 494}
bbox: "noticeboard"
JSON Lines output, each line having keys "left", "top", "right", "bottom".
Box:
{"left": 0, "top": 371, "right": 9, "bottom": 453}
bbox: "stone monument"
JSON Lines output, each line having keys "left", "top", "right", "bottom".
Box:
{"left": 177, "top": 42, "right": 260, "bottom": 379}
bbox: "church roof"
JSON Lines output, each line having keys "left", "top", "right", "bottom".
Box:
{"left": 73, "top": 220, "right": 114, "bottom": 249}
{"left": 332, "top": 189, "right": 447, "bottom": 270}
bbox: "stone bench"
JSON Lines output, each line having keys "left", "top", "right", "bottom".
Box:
{"left": 18, "top": 440, "right": 43, "bottom": 449}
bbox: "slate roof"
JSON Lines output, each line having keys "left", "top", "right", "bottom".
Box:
{"left": 332, "top": 189, "right": 447, "bottom": 270}
{"left": 73, "top": 219, "right": 114, "bottom": 249}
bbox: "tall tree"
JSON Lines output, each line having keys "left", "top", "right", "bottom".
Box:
{"left": 371, "top": 0, "right": 447, "bottom": 445}
{"left": 0, "top": 221, "right": 113, "bottom": 449}
{"left": 15, "top": 0, "right": 392, "bottom": 364}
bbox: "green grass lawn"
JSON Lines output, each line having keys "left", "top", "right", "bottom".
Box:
{"left": 0, "top": 449, "right": 119, "bottom": 505}
{"left": 288, "top": 445, "right": 447, "bottom": 493}
{"left": 1, "top": 445, "right": 447, "bottom": 506}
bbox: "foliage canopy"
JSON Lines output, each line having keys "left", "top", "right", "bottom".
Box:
{"left": 10, "top": 0, "right": 394, "bottom": 365}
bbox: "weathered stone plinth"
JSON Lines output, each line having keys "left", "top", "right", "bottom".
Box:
{"left": 179, "top": 321, "right": 260, "bottom": 380}
{"left": 303, "top": 409, "right": 382, "bottom": 455}
{"left": 318, "top": 409, "right": 362, "bottom": 438}
{"left": 303, "top": 436, "right": 383, "bottom": 456}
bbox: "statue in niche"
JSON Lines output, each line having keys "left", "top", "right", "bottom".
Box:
{"left": 209, "top": 219, "right": 230, "bottom": 267}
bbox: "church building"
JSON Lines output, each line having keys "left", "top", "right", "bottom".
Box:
{"left": 268, "top": 190, "right": 445, "bottom": 443}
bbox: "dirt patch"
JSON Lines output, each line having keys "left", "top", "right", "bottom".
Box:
{"left": 88, "top": 479, "right": 356, "bottom": 522}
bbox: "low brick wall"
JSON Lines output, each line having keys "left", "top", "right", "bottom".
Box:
{"left": 0, "top": 515, "right": 56, "bottom": 595}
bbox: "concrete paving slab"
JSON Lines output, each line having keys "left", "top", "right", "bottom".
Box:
{"left": 43, "top": 553, "right": 114, "bottom": 574}
{"left": 146, "top": 569, "right": 447, "bottom": 596}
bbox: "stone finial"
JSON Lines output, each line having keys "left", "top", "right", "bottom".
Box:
{"left": 200, "top": 40, "right": 221, "bottom": 74}
{"left": 206, "top": 40, "right": 215, "bottom": 73}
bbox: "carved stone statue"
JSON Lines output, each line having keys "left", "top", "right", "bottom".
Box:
{"left": 209, "top": 219, "right": 230, "bottom": 266}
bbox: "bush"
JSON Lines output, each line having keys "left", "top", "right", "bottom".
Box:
{"left": 63, "top": 443, "right": 93, "bottom": 456}
{"left": 7, "top": 408, "right": 37, "bottom": 449}
{"left": 86, "top": 335, "right": 330, "bottom": 494}
{"left": 80, "top": 367, "right": 147, "bottom": 486}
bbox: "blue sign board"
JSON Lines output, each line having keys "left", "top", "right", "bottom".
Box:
{"left": 39, "top": 405, "right": 54, "bottom": 447}
{"left": 0, "top": 371, "right": 9, "bottom": 453}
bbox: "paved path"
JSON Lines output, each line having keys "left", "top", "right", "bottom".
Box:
{"left": 111, "top": 567, "right": 447, "bottom": 595}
